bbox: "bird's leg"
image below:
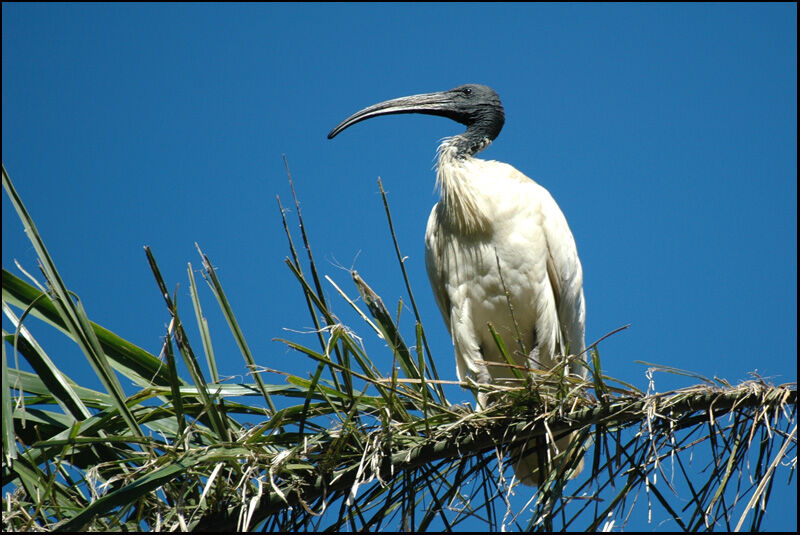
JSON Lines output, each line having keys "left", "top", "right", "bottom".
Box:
{"left": 474, "top": 343, "right": 505, "bottom": 410}
{"left": 475, "top": 354, "right": 494, "bottom": 410}
{"left": 526, "top": 344, "right": 544, "bottom": 382}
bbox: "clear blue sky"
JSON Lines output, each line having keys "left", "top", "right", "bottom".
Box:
{"left": 3, "top": 3, "right": 796, "bottom": 531}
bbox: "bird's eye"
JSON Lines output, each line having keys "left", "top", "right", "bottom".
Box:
{"left": 462, "top": 87, "right": 472, "bottom": 95}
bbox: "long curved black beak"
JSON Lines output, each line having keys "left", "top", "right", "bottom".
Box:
{"left": 327, "top": 91, "right": 458, "bottom": 139}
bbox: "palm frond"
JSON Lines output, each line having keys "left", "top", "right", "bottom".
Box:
{"left": 2, "top": 164, "right": 796, "bottom": 532}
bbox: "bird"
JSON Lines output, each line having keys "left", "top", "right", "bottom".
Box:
{"left": 328, "top": 84, "right": 586, "bottom": 486}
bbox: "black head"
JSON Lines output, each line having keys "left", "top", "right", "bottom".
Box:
{"left": 328, "top": 84, "right": 505, "bottom": 154}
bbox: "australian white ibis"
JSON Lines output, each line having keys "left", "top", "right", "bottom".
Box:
{"left": 328, "top": 84, "right": 586, "bottom": 486}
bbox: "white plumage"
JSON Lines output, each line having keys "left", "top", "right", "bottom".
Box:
{"left": 425, "top": 141, "right": 585, "bottom": 395}
{"left": 425, "top": 140, "right": 585, "bottom": 485}
{"left": 329, "top": 84, "right": 586, "bottom": 486}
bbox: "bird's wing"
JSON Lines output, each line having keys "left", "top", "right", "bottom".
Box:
{"left": 425, "top": 201, "right": 497, "bottom": 387}
{"left": 501, "top": 163, "right": 585, "bottom": 362}
{"left": 424, "top": 203, "right": 452, "bottom": 334}
{"left": 541, "top": 191, "right": 586, "bottom": 371}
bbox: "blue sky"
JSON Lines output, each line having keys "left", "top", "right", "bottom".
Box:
{"left": 3, "top": 3, "right": 796, "bottom": 530}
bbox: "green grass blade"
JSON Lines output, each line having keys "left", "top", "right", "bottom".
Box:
{"left": 196, "top": 246, "right": 276, "bottom": 413}
{"left": 351, "top": 271, "right": 420, "bottom": 383}
{"left": 1, "top": 335, "right": 17, "bottom": 464}
{"left": 187, "top": 262, "right": 219, "bottom": 384}
{"left": 6, "top": 368, "right": 111, "bottom": 409}
{"left": 487, "top": 322, "right": 526, "bottom": 382}
{"left": 3, "top": 269, "right": 175, "bottom": 387}
{"left": 3, "top": 304, "right": 92, "bottom": 420}
{"left": 55, "top": 455, "right": 191, "bottom": 531}
{"left": 377, "top": 179, "right": 443, "bottom": 389}
{"left": 144, "top": 246, "right": 231, "bottom": 442}
{"left": 162, "top": 326, "right": 186, "bottom": 439}
{"left": 3, "top": 165, "right": 142, "bottom": 438}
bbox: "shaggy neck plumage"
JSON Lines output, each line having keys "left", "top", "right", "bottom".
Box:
{"left": 435, "top": 136, "right": 494, "bottom": 234}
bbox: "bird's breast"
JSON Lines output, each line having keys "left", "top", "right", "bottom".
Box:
{"left": 432, "top": 217, "right": 551, "bottom": 357}
{"left": 427, "top": 160, "right": 563, "bottom": 377}
{"left": 426, "top": 149, "right": 585, "bottom": 387}
{"left": 435, "top": 153, "right": 539, "bottom": 235}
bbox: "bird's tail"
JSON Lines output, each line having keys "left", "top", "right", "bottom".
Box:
{"left": 512, "top": 432, "right": 584, "bottom": 487}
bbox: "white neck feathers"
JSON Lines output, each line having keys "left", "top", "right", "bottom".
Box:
{"left": 436, "top": 138, "right": 493, "bottom": 234}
